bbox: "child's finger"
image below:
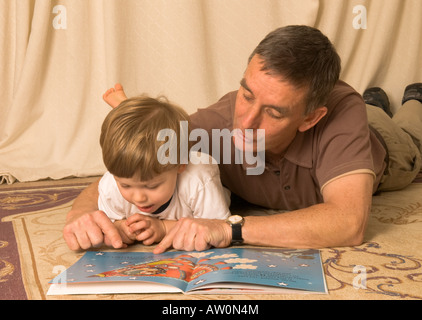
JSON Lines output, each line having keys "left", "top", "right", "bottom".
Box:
{"left": 128, "top": 219, "right": 150, "bottom": 234}
{"left": 126, "top": 213, "right": 148, "bottom": 225}
{"left": 136, "top": 228, "right": 154, "bottom": 242}
{"left": 126, "top": 213, "right": 141, "bottom": 224}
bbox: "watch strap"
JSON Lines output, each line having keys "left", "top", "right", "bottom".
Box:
{"left": 231, "top": 222, "right": 243, "bottom": 244}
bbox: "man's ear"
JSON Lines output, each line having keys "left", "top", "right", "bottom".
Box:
{"left": 298, "top": 106, "right": 328, "bottom": 132}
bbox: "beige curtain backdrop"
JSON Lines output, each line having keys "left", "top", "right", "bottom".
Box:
{"left": 1, "top": 0, "right": 421, "bottom": 184}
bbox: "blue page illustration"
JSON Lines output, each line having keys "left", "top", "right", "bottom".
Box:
{"left": 186, "top": 248, "right": 326, "bottom": 293}
{"left": 51, "top": 251, "right": 197, "bottom": 291}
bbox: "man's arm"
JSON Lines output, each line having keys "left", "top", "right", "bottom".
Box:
{"left": 65, "top": 179, "right": 100, "bottom": 223}
{"left": 63, "top": 179, "right": 124, "bottom": 250}
{"left": 241, "top": 173, "right": 373, "bottom": 248}
{"left": 154, "top": 173, "right": 373, "bottom": 253}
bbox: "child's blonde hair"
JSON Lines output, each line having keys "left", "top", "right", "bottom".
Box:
{"left": 100, "top": 95, "right": 190, "bottom": 181}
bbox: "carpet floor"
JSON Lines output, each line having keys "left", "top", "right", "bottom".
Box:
{"left": 1, "top": 175, "right": 421, "bottom": 300}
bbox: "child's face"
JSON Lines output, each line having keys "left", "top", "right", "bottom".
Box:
{"left": 114, "top": 166, "right": 185, "bottom": 214}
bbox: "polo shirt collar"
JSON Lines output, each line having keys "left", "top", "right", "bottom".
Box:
{"left": 261, "top": 130, "right": 313, "bottom": 170}
{"left": 239, "top": 129, "right": 314, "bottom": 172}
{"left": 283, "top": 130, "right": 313, "bottom": 169}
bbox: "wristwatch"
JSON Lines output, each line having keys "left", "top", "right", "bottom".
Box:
{"left": 226, "top": 215, "right": 245, "bottom": 244}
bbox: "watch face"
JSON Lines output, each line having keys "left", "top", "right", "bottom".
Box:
{"left": 229, "top": 215, "right": 243, "bottom": 224}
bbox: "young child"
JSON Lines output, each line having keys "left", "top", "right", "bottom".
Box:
{"left": 99, "top": 93, "right": 231, "bottom": 247}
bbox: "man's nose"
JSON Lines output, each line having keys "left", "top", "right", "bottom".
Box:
{"left": 242, "top": 105, "right": 261, "bottom": 129}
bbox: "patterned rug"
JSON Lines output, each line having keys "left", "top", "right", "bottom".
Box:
{"left": 0, "top": 178, "right": 96, "bottom": 300}
{"left": 1, "top": 175, "right": 421, "bottom": 300}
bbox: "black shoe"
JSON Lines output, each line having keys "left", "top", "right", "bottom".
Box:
{"left": 402, "top": 83, "right": 422, "bottom": 105}
{"left": 363, "top": 87, "right": 393, "bottom": 118}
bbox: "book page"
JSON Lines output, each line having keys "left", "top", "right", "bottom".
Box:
{"left": 185, "top": 248, "right": 327, "bottom": 294}
{"left": 48, "top": 251, "right": 198, "bottom": 294}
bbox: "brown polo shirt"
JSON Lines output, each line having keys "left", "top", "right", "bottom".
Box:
{"left": 190, "top": 81, "right": 387, "bottom": 210}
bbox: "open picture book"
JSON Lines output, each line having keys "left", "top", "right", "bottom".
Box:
{"left": 47, "top": 247, "right": 327, "bottom": 295}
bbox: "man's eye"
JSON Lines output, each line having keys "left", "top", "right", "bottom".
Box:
{"left": 265, "top": 107, "right": 283, "bottom": 119}
{"left": 243, "top": 94, "right": 253, "bottom": 102}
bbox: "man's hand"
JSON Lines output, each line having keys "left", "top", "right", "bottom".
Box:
{"left": 153, "top": 218, "right": 232, "bottom": 254}
{"left": 63, "top": 210, "right": 124, "bottom": 250}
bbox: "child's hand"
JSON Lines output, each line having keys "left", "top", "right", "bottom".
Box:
{"left": 126, "top": 214, "right": 166, "bottom": 246}
{"left": 113, "top": 219, "right": 137, "bottom": 246}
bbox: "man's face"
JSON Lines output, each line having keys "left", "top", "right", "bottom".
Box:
{"left": 233, "top": 55, "right": 316, "bottom": 157}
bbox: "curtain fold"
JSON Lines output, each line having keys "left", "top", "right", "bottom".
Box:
{"left": 1, "top": 0, "right": 421, "bottom": 183}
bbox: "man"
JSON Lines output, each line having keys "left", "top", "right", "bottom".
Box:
{"left": 63, "top": 26, "right": 422, "bottom": 253}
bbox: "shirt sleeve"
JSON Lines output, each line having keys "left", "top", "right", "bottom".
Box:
{"left": 314, "top": 90, "right": 376, "bottom": 188}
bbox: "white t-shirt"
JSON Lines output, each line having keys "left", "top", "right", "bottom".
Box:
{"left": 98, "top": 153, "right": 231, "bottom": 221}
